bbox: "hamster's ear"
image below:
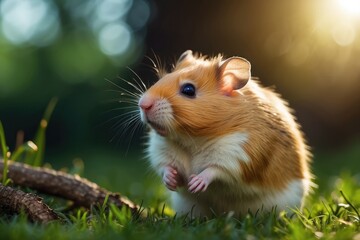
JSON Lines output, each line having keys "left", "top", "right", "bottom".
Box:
{"left": 219, "top": 57, "right": 251, "bottom": 96}
{"left": 178, "top": 50, "right": 193, "bottom": 63}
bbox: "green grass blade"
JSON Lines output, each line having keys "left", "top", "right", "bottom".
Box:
{"left": 0, "top": 121, "right": 9, "bottom": 185}
{"left": 30, "top": 97, "right": 58, "bottom": 166}
{"left": 11, "top": 141, "right": 38, "bottom": 162}
{"left": 340, "top": 190, "right": 360, "bottom": 220}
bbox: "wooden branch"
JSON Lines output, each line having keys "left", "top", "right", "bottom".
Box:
{"left": 0, "top": 183, "right": 60, "bottom": 224}
{"left": 0, "top": 160, "right": 139, "bottom": 214}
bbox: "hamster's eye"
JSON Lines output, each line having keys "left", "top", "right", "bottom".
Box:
{"left": 180, "top": 83, "right": 196, "bottom": 98}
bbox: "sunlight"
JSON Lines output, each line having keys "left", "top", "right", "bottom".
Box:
{"left": 331, "top": 0, "right": 360, "bottom": 46}
{"left": 313, "top": 0, "right": 360, "bottom": 47}
{"left": 337, "top": 0, "right": 360, "bottom": 16}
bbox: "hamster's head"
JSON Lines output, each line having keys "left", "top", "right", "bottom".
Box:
{"left": 139, "top": 50, "right": 251, "bottom": 138}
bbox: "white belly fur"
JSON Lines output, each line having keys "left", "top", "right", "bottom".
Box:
{"left": 170, "top": 179, "right": 307, "bottom": 216}
{"left": 147, "top": 131, "right": 309, "bottom": 216}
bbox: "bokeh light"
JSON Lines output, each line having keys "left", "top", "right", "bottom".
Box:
{"left": 99, "top": 22, "right": 132, "bottom": 56}
{"left": 63, "top": 0, "right": 150, "bottom": 59}
{"left": 128, "top": 0, "right": 151, "bottom": 30}
{"left": 0, "top": 0, "right": 60, "bottom": 46}
{"left": 331, "top": 21, "right": 356, "bottom": 46}
{"left": 91, "top": 0, "right": 134, "bottom": 57}
{"left": 96, "top": 0, "right": 133, "bottom": 22}
{"left": 0, "top": 0, "right": 151, "bottom": 59}
{"left": 0, "top": 0, "right": 152, "bottom": 92}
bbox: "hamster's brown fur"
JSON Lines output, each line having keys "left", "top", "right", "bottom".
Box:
{"left": 138, "top": 50, "right": 313, "bottom": 216}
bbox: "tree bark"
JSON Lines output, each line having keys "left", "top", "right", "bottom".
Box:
{"left": 0, "top": 160, "right": 139, "bottom": 214}
{"left": 0, "top": 183, "right": 60, "bottom": 224}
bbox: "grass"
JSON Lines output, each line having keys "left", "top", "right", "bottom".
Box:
{"left": 0, "top": 98, "right": 57, "bottom": 187}
{"left": 1, "top": 148, "right": 359, "bottom": 239}
{"left": 0, "top": 121, "right": 10, "bottom": 185}
{"left": 1, "top": 171, "right": 360, "bottom": 240}
{"left": 1, "top": 112, "right": 360, "bottom": 239}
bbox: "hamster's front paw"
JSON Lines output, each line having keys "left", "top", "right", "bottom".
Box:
{"left": 188, "top": 167, "right": 217, "bottom": 193}
{"left": 188, "top": 174, "right": 210, "bottom": 193}
{"left": 163, "top": 165, "right": 184, "bottom": 191}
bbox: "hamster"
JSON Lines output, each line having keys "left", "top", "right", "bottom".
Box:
{"left": 138, "top": 50, "right": 313, "bottom": 217}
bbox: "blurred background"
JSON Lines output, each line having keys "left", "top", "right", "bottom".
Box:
{"left": 0, "top": 0, "right": 359, "bottom": 202}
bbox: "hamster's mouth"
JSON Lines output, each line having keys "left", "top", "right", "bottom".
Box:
{"left": 148, "top": 121, "right": 167, "bottom": 136}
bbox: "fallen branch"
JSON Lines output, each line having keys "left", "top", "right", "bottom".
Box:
{"left": 0, "top": 160, "right": 139, "bottom": 214}
{"left": 0, "top": 183, "right": 60, "bottom": 224}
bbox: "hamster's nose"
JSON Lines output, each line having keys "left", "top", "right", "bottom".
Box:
{"left": 139, "top": 96, "right": 154, "bottom": 112}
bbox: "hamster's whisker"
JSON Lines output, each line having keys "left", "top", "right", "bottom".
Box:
{"left": 109, "top": 112, "right": 142, "bottom": 142}
{"left": 103, "top": 95, "right": 139, "bottom": 105}
{"left": 118, "top": 99, "right": 139, "bottom": 105}
{"left": 101, "top": 97, "right": 131, "bottom": 104}
{"left": 105, "top": 76, "right": 144, "bottom": 148}
{"left": 126, "top": 67, "right": 148, "bottom": 93}
{"left": 102, "top": 109, "right": 139, "bottom": 126}
{"left": 110, "top": 119, "right": 143, "bottom": 145}
{"left": 148, "top": 51, "right": 167, "bottom": 78}
{"left": 117, "top": 94, "right": 140, "bottom": 102}
{"left": 115, "top": 118, "right": 142, "bottom": 143}
{"left": 120, "top": 77, "right": 145, "bottom": 96}
{"left": 144, "top": 55, "right": 160, "bottom": 76}
{"left": 104, "top": 89, "right": 141, "bottom": 98}
{"left": 105, "top": 79, "right": 124, "bottom": 90}
{"left": 117, "top": 105, "right": 138, "bottom": 110}
{"left": 124, "top": 120, "right": 144, "bottom": 153}
{"left": 106, "top": 79, "right": 142, "bottom": 99}
{"left": 103, "top": 106, "right": 138, "bottom": 115}
{"left": 112, "top": 114, "right": 140, "bottom": 132}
